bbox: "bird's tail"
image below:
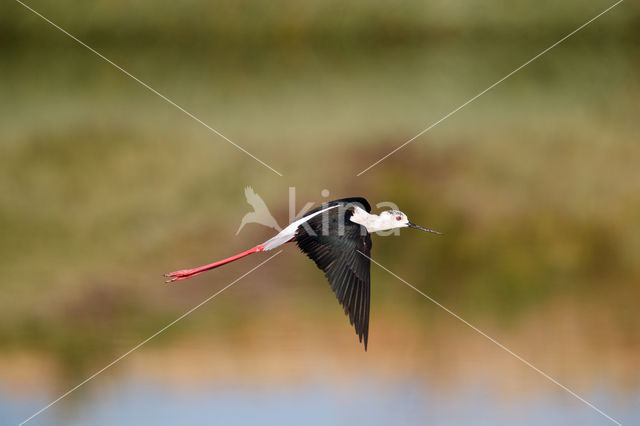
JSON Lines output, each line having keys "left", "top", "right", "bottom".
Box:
{"left": 164, "top": 244, "right": 264, "bottom": 283}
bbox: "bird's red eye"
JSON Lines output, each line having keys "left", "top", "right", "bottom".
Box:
{"left": 396, "top": 216, "right": 402, "bottom": 221}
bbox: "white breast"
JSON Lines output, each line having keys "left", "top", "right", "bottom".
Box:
{"left": 349, "top": 206, "right": 382, "bottom": 233}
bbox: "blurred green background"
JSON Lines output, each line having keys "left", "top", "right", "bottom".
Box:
{"left": 1, "top": 0, "right": 639, "bottom": 424}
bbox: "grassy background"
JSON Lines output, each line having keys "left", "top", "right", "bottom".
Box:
{"left": 0, "top": 0, "right": 638, "bottom": 386}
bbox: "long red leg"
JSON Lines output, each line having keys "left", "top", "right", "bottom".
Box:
{"left": 164, "top": 244, "right": 265, "bottom": 283}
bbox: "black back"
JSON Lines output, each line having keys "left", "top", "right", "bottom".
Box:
{"left": 295, "top": 198, "right": 372, "bottom": 350}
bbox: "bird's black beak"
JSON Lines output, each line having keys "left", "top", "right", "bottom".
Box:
{"left": 407, "top": 222, "right": 443, "bottom": 235}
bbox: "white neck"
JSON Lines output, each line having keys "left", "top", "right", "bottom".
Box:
{"left": 350, "top": 207, "right": 388, "bottom": 233}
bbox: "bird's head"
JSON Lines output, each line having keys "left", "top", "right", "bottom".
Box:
{"left": 378, "top": 210, "right": 442, "bottom": 234}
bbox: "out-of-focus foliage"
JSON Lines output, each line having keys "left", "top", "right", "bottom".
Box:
{"left": 2, "top": 0, "right": 638, "bottom": 47}
{"left": 0, "top": 0, "right": 638, "bottom": 379}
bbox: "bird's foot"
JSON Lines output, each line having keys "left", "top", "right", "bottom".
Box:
{"left": 163, "top": 269, "right": 201, "bottom": 283}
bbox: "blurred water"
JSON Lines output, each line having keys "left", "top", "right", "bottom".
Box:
{"left": 2, "top": 376, "right": 637, "bottom": 426}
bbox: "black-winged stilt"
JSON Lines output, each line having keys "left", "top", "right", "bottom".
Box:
{"left": 164, "top": 197, "right": 441, "bottom": 349}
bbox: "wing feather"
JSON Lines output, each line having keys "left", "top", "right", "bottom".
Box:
{"left": 295, "top": 202, "right": 372, "bottom": 350}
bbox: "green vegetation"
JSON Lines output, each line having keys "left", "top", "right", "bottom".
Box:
{"left": 1, "top": 0, "right": 638, "bottom": 374}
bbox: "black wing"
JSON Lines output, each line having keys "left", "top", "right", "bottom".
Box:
{"left": 295, "top": 200, "right": 372, "bottom": 350}
{"left": 296, "top": 197, "right": 371, "bottom": 218}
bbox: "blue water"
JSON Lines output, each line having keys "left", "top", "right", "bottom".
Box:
{"left": 1, "top": 378, "right": 637, "bottom": 426}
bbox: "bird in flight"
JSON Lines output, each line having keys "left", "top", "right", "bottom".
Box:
{"left": 164, "top": 197, "right": 441, "bottom": 350}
